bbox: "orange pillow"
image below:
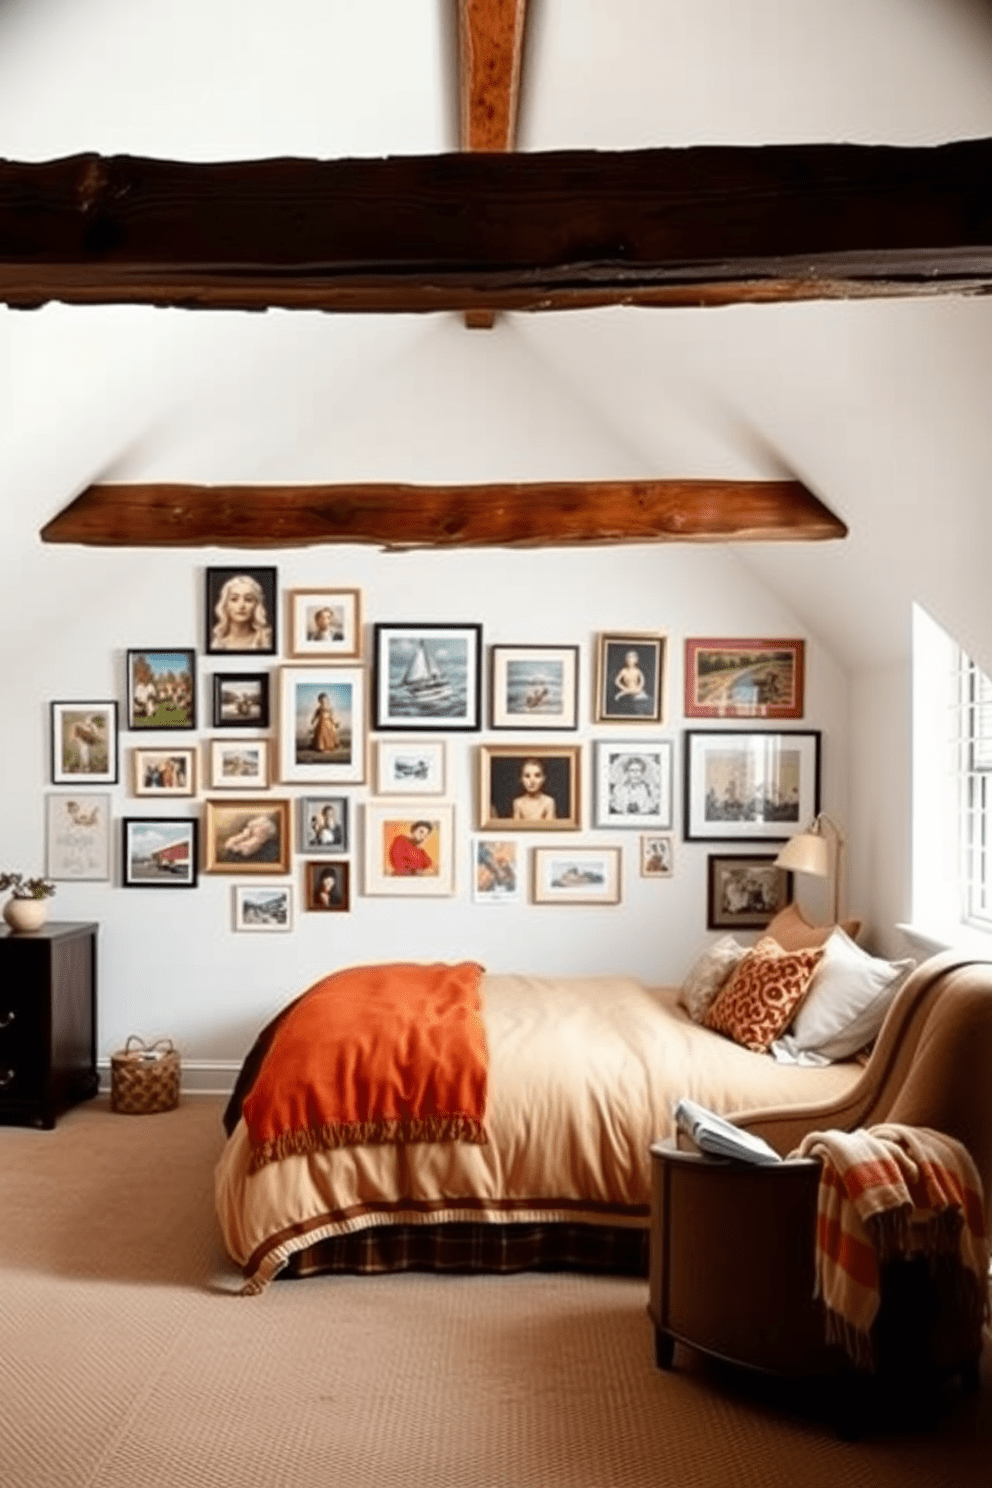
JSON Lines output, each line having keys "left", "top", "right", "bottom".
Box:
{"left": 764, "top": 902, "right": 862, "bottom": 951}
{"left": 704, "top": 936, "right": 825, "bottom": 1054}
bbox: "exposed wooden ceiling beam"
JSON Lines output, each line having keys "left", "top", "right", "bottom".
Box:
{"left": 4, "top": 140, "right": 992, "bottom": 315}
{"left": 41, "top": 479, "right": 846, "bottom": 550}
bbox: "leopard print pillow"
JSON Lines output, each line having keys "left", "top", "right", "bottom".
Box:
{"left": 703, "top": 936, "right": 824, "bottom": 1054}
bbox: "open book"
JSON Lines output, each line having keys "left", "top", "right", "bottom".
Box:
{"left": 674, "top": 1098, "right": 782, "bottom": 1166}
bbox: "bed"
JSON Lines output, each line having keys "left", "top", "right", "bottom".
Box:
{"left": 215, "top": 943, "right": 879, "bottom": 1293}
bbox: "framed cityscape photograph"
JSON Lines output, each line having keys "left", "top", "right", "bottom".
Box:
{"left": 203, "top": 798, "right": 292, "bottom": 874}
{"left": 304, "top": 859, "right": 351, "bottom": 912}
{"left": 233, "top": 884, "right": 294, "bottom": 932}
{"left": 286, "top": 587, "right": 362, "bottom": 660}
{"left": 278, "top": 666, "right": 366, "bottom": 784}
{"left": 489, "top": 644, "right": 579, "bottom": 730}
{"left": 205, "top": 566, "right": 277, "bottom": 656}
{"left": 126, "top": 650, "right": 196, "bottom": 730}
{"left": 472, "top": 838, "right": 523, "bottom": 905}
{"left": 45, "top": 793, "right": 112, "bottom": 881}
{"left": 684, "top": 729, "right": 821, "bottom": 842}
{"left": 594, "top": 633, "right": 666, "bottom": 724}
{"left": 50, "top": 701, "right": 119, "bottom": 784}
{"left": 121, "top": 817, "right": 198, "bottom": 888}
{"left": 593, "top": 740, "right": 673, "bottom": 829}
{"left": 376, "top": 739, "right": 446, "bottom": 796}
{"left": 478, "top": 745, "right": 581, "bottom": 831}
{"left": 208, "top": 739, "right": 270, "bottom": 790}
{"left": 684, "top": 638, "right": 805, "bottom": 720}
{"left": 373, "top": 623, "right": 482, "bottom": 731}
{"left": 133, "top": 747, "right": 196, "bottom": 797}
{"left": 299, "top": 795, "right": 350, "bottom": 853}
{"left": 212, "top": 672, "right": 270, "bottom": 729}
{"left": 707, "top": 853, "right": 792, "bottom": 931}
{"left": 364, "top": 802, "right": 455, "bottom": 896}
{"left": 532, "top": 847, "right": 622, "bottom": 906}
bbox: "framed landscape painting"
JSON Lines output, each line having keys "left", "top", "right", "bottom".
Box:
{"left": 209, "top": 739, "right": 270, "bottom": 790}
{"left": 278, "top": 667, "right": 366, "bottom": 784}
{"left": 532, "top": 847, "right": 621, "bottom": 906}
{"left": 233, "top": 884, "right": 293, "bottom": 932}
{"left": 684, "top": 638, "right": 805, "bottom": 720}
{"left": 212, "top": 672, "right": 270, "bottom": 729}
{"left": 373, "top": 624, "right": 482, "bottom": 732}
{"left": 376, "top": 739, "right": 446, "bottom": 796}
{"left": 50, "top": 701, "right": 118, "bottom": 784}
{"left": 683, "top": 729, "right": 821, "bottom": 842}
{"left": 126, "top": 650, "right": 196, "bottom": 730}
{"left": 489, "top": 644, "right": 579, "bottom": 730}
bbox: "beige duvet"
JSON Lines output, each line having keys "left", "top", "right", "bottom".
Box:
{"left": 215, "top": 973, "right": 863, "bottom": 1291}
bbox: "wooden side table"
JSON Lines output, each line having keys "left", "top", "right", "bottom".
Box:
{"left": 0, "top": 921, "right": 99, "bottom": 1129}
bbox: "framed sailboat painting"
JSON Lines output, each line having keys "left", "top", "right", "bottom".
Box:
{"left": 372, "top": 624, "right": 483, "bottom": 731}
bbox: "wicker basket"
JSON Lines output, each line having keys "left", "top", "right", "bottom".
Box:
{"left": 110, "top": 1036, "right": 181, "bottom": 1114}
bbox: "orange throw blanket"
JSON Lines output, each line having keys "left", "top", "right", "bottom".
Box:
{"left": 793, "top": 1123, "right": 989, "bottom": 1369}
{"left": 242, "top": 961, "right": 488, "bottom": 1174}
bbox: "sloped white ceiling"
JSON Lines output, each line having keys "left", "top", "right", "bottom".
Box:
{"left": 2, "top": 0, "right": 992, "bottom": 676}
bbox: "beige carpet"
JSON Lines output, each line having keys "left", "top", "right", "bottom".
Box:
{"left": 1, "top": 1097, "right": 991, "bottom": 1488}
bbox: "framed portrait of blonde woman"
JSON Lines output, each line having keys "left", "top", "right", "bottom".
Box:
{"left": 205, "top": 566, "right": 278, "bottom": 656}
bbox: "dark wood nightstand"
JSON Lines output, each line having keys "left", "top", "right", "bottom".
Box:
{"left": 0, "top": 921, "right": 99, "bottom": 1129}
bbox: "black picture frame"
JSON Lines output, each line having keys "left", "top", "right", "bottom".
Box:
{"left": 707, "top": 853, "right": 793, "bottom": 930}
{"left": 683, "top": 729, "right": 822, "bottom": 842}
{"left": 121, "top": 817, "right": 199, "bottom": 888}
{"left": 212, "top": 672, "right": 271, "bottom": 729}
{"left": 126, "top": 650, "right": 196, "bottom": 731}
{"left": 373, "top": 623, "right": 483, "bottom": 731}
{"left": 205, "top": 566, "right": 278, "bottom": 656}
{"left": 49, "top": 700, "right": 119, "bottom": 784}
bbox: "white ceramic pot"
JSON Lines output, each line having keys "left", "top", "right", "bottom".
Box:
{"left": 2, "top": 896, "right": 48, "bottom": 933}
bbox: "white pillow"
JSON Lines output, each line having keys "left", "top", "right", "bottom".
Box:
{"left": 788, "top": 928, "right": 915, "bottom": 1060}
{"left": 678, "top": 935, "right": 748, "bottom": 1023}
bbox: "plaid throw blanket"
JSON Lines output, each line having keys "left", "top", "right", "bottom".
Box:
{"left": 792, "top": 1123, "right": 989, "bottom": 1369}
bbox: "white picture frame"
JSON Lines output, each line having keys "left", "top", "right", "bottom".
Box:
{"left": 278, "top": 666, "right": 366, "bottom": 784}
{"left": 363, "top": 801, "right": 456, "bottom": 897}
{"left": 489, "top": 644, "right": 579, "bottom": 730}
{"left": 376, "top": 739, "right": 447, "bottom": 795}
{"left": 593, "top": 740, "right": 673, "bottom": 830}
{"left": 209, "top": 738, "right": 270, "bottom": 790}
{"left": 45, "top": 793, "right": 112, "bottom": 881}
{"left": 472, "top": 837, "right": 523, "bottom": 904}
{"left": 233, "top": 884, "right": 294, "bottom": 931}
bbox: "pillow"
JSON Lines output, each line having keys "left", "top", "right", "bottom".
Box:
{"left": 678, "top": 935, "right": 748, "bottom": 1022}
{"left": 765, "top": 901, "right": 863, "bottom": 952}
{"left": 788, "top": 928, "right": 915, "bottom": 1061}
{"left": 703, "top": 936, "right": 825, "bottom": 1054}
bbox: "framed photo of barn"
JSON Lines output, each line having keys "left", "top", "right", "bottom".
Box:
{"left": 126, "top": 650, "right": 196, "bottom": 730}
{"left": 50, "top": 701, "right": 119, "bottom": 784}
{"left": 121, "top": 817, "right": 198, "bottom": 888}
{"left": 684, "top": 638, "right": 805, "bottom": 720}
{"left": 203, "top": 798, "right": 292, "bottom": 875}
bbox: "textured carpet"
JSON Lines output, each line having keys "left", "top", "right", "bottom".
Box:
{"left": 1, "top": 1096, "right": 991, "bottom": 1488}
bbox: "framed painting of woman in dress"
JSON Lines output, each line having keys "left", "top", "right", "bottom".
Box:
{"left": 278, "top": 667, "right": 366, "bottom": 784}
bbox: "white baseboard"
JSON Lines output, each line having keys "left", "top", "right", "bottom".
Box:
{"left": 97, "top": 1059, "right": 241, "bottom": 1097}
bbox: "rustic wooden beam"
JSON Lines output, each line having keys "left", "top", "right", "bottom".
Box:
{"left": 40, "top": 479, "right": 846, "bottom": 550}
{"left": 458, "top": 0, "right": 528, "bottom": 152}
{"left": 6, "top": 141, "right": 992, "bottom": 315}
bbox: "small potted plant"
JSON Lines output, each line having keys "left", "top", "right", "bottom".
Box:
{"left": 0, "top": 872, "right": 57, "bottom": 933}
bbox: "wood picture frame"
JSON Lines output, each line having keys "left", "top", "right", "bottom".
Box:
{"left": 478, "top": 745, "right": 581, "bottom": 831}
{"left": 233, "top": 884, "right": 294, "bottom": 932}
{"left": 593, "top": 740, "right": 673, "bottom": 830}
{"left": 212, "top": 671, "right": 270, "bottom": 729}
{"left": 286, "top": 586, "right": 362, "bottom": 660}
{"left": 640, "top": 834, "right": 674, "bottom": 878}
{"left": 684, "top": 729, "right": 821, "bottom": 842}
{"left": 364, "top": 801, "right": 456, "bottom": 896}
{"left": 684, "top": 638, "right": 805, "bottom": 720}
{"left": 121, "top": 817, "right": 198, "bottom": 888}
{"left": 373, "top": 623, "right": 482, "bottom": 732}
{"left": 278, "top": 666, "right": 366, "bottom": 784}
{"left": 304, "top": 859, "right": 351, "bottom": 912}
{"left": 45, "top": 793, "right": 112, "bottom": 881}
{"left": 205, "top": 566, "right": 277, "bottom": 656}
{"left": 707, "top": 853, "right": 793, "bottom": 930}
{"left": 208, "top": 738, "right": 270, "bottom": 790}
{"left": 489, "top": 644, "right": 579, "bottom": 730}
{"left": 532, "top": 846, "right": 622, "bottom": 905}
{"left": 133, "top": 747, "right": 196, "bottom": 797}
{"left": 203, "top": 797, "right": 291, "bottom": 875}
{"left": 594, "top": 633, "right": 666, "bottom": 724}
{"left": 50, "top": 700, "right": 119, "bottom": 784}
{"left": 126, "top": 650, "right": 196, "bottom": 730}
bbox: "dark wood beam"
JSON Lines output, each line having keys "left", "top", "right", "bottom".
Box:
{"left": 5, "top": 140, "right": 992, "bottom": 315}
{"left": 40, "top": 479, "right": 846, "bottom": 550}
{"left": 458, "top": 0, "right": 528, "bottom": 152}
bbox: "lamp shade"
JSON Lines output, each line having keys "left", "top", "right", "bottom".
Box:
{"left": 774, "top": 830, "right": 829, "bottom": 877}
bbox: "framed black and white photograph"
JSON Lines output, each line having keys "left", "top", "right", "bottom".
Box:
{"left": 278, "top": 666, "right": 366, "bottom": 784}
{"left": 45, "top": 793, "right": 112, "bottom": 881}
{"left": 208, "top": 739, "right": 270, "bottom": 790}
{"left": 376, "top": 739, "right": 446, "bottom": 795}
{"left": 50, "top": 701, "right": 119, "bottom": 784}
{"left": 684, "top": 729, "right": 821, "bottom": 842}
{"left": 121, "top": 817, "right": 198, "bottom": 888}
{"left": 364, "top": 802, "right": 456, "bottom": 897}
{"left": 640, "top": 834, "right": 674, "bottom": 878}
{"left": 478, "top": 745, "right": 581, "bottom": 831}
{"left": 286, "top": 587, "right": 361, "bottom": 661}
{"left": 126, "top": 650, "right": 196, "bottom": 730}
{"left": 593, "top": 740, "right": 673, "bottom": 829}
{"left": 205, "top": 566, "right": 277, "bottom": 656}
{"left": 133, "top": 747, "right": 196, "bottom": 797}
{"left": 594, "top": 633, "right": 666, "bottom": 724}
{"left": 373, "top": 623, "right": 482, "bottom": 731}
{"left": 212, "top": 672, "right": 270, "bottom": 729}
{"left": 203, "top": 798, "right": 292, "bottom": 875}
{"left": 233, "top": 884, "right": 294, "bottom": 932}
{"left": 707, "top": 853, "right": 792, "bottom": 930}
{"left": 472, "top": 838, "right": 523, "bottom": 904}
{"left": 304, "top": 860, "right": 351, "bottom": 912}
{"left": 489, "top": 644, "right": 579, "bottom": 730}
{"left": 299, "top": 795, "right": 350, "bottom": 853}
{"left": 532, "top": 847, "right": 622, "bottom": 906}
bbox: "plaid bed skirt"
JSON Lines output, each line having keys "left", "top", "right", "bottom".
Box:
{"left": 279, "top": 1221, "right": 650, "bottom": 1279}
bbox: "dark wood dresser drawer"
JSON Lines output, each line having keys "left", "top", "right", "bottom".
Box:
{"left": 0, "top": 922, "right": 99, "bottom": 1128}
